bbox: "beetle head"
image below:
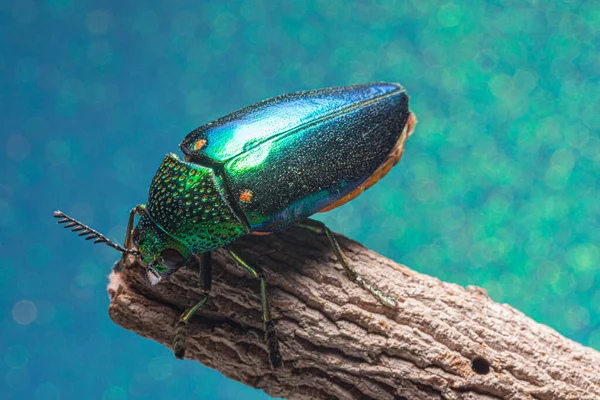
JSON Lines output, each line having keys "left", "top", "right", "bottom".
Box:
{"left": 133, "top": 213, "right": 193, "bottom": 285}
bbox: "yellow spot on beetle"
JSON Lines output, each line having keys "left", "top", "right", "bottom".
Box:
{"left": 239, "top": 190, "right": 253, "bottom": 203}
{"left": 194, "top": 139, "right": 207, "bottom": 151}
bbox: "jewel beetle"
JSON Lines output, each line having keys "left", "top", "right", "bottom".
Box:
{"left": 54, "top": 82, "right": 417, "bottom": 368}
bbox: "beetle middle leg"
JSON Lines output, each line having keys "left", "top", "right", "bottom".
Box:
{"left": 297, "top": 218, "right": 397, "bottom": 308}
{"left": 226, "top": 247, "right": 282, "bottom": 368}
{"left": 173, "top": 252, "right": 212, "bottom": 359}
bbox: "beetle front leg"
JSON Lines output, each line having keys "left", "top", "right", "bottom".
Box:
{"left": 297, "top": 218, "right": 397, "bottom": 308}
{"left": 120, "top": 204, "right": 146, "bottom": 268}
{"left": 226, "top": 247, "right": 282, "bottom": 368}
{"left": 123, "top": 205, "right": 146, "bottom": 250}
{"left": 173, "top": 252, "right": 212, "bottom": 359}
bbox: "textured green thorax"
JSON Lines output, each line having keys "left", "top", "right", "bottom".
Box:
{"left": 137, "top": 153, "right": 249, "bottom": 261}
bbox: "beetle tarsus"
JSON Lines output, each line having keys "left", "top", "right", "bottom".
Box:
{"left": 297, "top": 218, "right": 399, "bottom": 309}
{"left": 172, "top": 296, "right": 209, "bottom": 360}
{"left": 227, "top": 247, "right": 283, "bottom": 368}
{"left": 265, "top": 321, "right": 282, "bottom": 368}
{"left": 173, "top": 318, "right": 188, "bottom": 359}
{"left": 172, "top": 253, "right": 212, "bottom": 361}
{"left": 355, "top": 275, "right": 398, "bottom": 308}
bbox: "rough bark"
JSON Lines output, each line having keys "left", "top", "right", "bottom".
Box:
{"left": 107, "top": 226, "right": 600, "bottom": 400}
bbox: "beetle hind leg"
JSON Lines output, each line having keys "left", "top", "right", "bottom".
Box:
{"left": 297, "top": 219, "right": 397, "bottom": 308}
{"left": 173, "top": 252, "right": 212, "bottom": 359}
{"left": 227, "top": 247, "right": 282, "bottom": 368}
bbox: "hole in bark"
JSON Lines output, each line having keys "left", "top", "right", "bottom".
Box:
{"left": 471, "top": 356, "right": 490, "bottom": 375}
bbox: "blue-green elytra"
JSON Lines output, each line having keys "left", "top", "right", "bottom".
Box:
{"left": 54, "top": 82, "right": 417, "bottom": 368}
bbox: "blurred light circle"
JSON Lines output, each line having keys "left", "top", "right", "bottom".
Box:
{"left": 12, "top": 300, "right": 37, "bottom": 325}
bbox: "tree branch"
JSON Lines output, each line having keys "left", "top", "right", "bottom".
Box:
{"left": 107, "top": 226, "right": 600, "bottom": 400}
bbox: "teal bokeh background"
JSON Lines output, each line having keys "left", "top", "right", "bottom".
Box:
{"left": 3, "top": 0, "right": 600, "bottom": 399}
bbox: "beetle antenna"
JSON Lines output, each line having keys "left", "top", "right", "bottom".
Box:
{"left": 53, "top": 210, "right": 140, "bottom": 256}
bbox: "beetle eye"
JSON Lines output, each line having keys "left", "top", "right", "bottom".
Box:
{"left": 159, "top": 249, "right": 187, "bottom": 270}
{"left": 131, "top": 227, "right": 140, "bottom": 247}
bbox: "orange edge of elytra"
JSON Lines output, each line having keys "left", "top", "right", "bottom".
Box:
{"left": 318, "top": 112, "right": 417, "bottom": 213}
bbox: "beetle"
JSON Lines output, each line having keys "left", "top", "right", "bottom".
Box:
{"left": 54, "top": 82, "right": 417, "bottom": 368}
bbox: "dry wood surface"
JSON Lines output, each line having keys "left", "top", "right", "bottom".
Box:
{"left": 107, "top": 226, "right": 600, "bottom": 400}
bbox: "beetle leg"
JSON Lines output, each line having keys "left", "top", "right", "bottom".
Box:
{"left": 123, "top": 205, "right": 146, "bottom": 250}
{"left": 297, "top": 219, "right": 397, "bottom": 308}
{"left": 117, "top": 207, "right": 137, "bottom": 269}
{"left": 226, "top": 247, "right": 282, "bottom": 368}
{"left": 123, "top": 208, "right": 137, "bottom": 251}
{"left": 121, "top": 205, "right": 146, "bottom": 267}
{"left": 173, "top": 252, "right": 212, "bottom": 359}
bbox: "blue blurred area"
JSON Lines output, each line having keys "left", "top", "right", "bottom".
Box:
{"left": 2, "top": 0, "right": 600, "bottom": 399}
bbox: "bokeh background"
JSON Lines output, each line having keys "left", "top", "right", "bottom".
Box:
{"left": 3, "top": 0, "right": 600, "bottom": 399}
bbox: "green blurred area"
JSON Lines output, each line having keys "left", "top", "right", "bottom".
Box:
{"left": 2, "top": 0, "right": 600, "bottom": 399}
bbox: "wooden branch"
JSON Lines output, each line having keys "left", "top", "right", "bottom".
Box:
{"left": 107, "top": 226, "right": 600, "bottom": 400}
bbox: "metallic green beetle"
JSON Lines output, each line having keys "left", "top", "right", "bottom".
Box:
{"left": 54, "top": 82, "right": 417, "bottom": 368}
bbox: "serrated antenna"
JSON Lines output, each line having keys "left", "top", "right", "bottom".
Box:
{"left": 53, "top": 210, "right": 140, "bottom": 255}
